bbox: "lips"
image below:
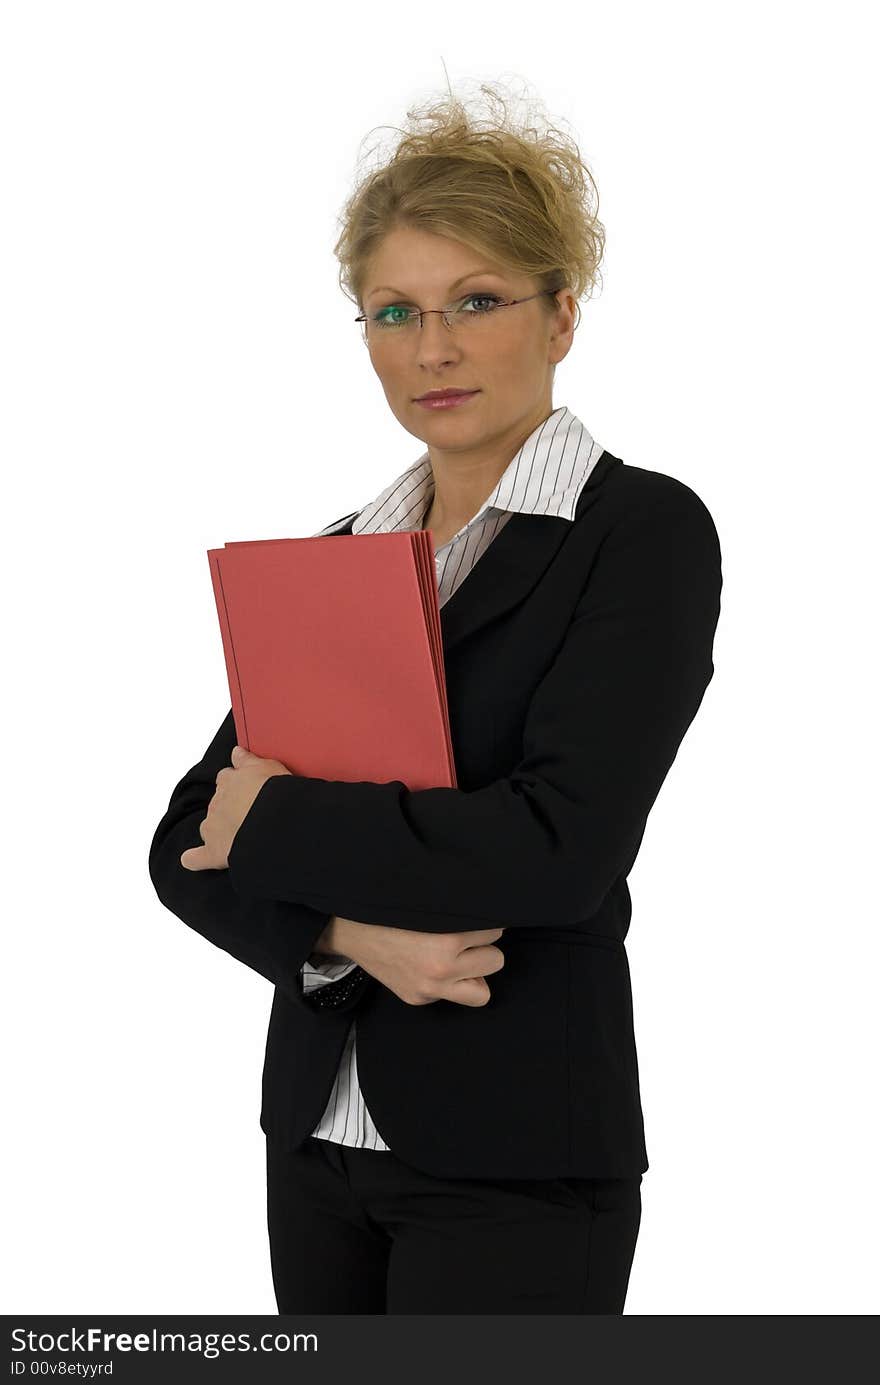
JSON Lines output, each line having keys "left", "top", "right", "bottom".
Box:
{"left": 415, "top": 389, "right": 478, "bottom": 401}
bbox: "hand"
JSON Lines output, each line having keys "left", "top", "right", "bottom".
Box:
{"left": 332, "top": 916, "right": 506, "bottom": 1008}
{"left": 180, "top": 745, "right": 292, "bottom": 872}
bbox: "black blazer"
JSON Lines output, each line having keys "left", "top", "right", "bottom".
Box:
{"left": 148, "top": 449, "right": 722, "bottom": 1180}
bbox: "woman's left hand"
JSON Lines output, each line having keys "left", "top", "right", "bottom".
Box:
{"left": 179, "top": 744, "right": 292, "bottom": 872}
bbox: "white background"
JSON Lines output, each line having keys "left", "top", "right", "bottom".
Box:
{"left": 2, "top": 0, "right": 877, "bottom": 1315}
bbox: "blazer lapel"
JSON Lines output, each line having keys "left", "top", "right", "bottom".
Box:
{"left": 322, "top": 449, "right": 622, "bottom": 659}
{"left": 439, "top": 450, "right": 620, "bottom": 654}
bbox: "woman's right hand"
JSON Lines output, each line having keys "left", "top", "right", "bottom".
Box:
{"left": 323, "top": 916, "right": 506, "bottom": 1008}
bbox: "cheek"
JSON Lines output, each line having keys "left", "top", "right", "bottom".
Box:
{"left": 489, "top": 334, "right": 534, "bottom": 373}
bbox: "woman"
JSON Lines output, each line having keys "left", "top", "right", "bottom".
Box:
{"left": 148, "top": 81, "right": 722, "bottom": 1314}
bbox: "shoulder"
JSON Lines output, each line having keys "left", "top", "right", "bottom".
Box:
{"left": 602, "top": 455, "right": 717, "bottom": 526}
{"left": 593, "top": 455, "right": 721, "bottom": 559}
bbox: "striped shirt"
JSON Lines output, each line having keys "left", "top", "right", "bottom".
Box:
{"left": 300, "top": 403, "right": 604, "bottom": 1149}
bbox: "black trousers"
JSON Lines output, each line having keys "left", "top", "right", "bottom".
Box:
{"left": 266, "top": 1135, "right": 642, "bottom": 1314}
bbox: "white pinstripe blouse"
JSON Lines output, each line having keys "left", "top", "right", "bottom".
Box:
{"left": 300, "top": 404, "right": 604, "bottom": 1150}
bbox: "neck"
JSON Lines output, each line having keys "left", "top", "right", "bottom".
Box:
{"left": 424, "top": 399, "right": 558, "bottom": 537}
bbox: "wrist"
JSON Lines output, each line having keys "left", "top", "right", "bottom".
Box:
{"left": 311, "top": 914, "right": 357, "bottom": 964}
{"left": 330, "top": 914, "right": 358, "bottom": 961}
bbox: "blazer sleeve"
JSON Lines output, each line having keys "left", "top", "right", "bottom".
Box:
{"left": 226, "top": 481, "right": 723, "bottom": 934}
{"left": 147, "top": 708, "right": 370, "bottom": 1011}
{"left": 298, "top": 955, "right": 367, "bottom": 1011}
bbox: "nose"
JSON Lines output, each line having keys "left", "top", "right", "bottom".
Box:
{"left": 414, "top": 310, "right": 462, "bottom": 369}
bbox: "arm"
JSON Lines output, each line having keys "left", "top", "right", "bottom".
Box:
{"left": 300, "top": 918, "right": 364, "bottom": 1004}
{"left": 148, "top": 711, "right": 369, "bottom": 1011}
{"left": 307, "top": 915, "right": 360, "bottom": 970}
{"left": 227, "top": 483, "right": 723, "bottom": 934}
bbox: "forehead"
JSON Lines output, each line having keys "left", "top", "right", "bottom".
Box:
{"left": 363, "top": 228, "right": 512, "bottom": 302}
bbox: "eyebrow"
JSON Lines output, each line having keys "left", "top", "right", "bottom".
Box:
{"left": 366, "top": 270, "right": 505, "bottom": 303}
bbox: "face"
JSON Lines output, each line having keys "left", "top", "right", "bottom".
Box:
{"left": 359, "top": 225, "right": 577, "bottom": 474}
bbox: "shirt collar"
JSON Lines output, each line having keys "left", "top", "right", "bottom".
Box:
{"left": 351, "top": 405, "right": 604, "bottom": 538}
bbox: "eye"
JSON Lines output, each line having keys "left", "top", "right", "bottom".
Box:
{"left": 373, "top": 305, "right": 416, "bottom": 328}
{"left": 459, "top": 293, "right": 502, "bottom": 312}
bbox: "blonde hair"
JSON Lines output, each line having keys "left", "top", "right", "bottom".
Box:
{"left": 332, "top": 75, "right": 605, "bottom": 331}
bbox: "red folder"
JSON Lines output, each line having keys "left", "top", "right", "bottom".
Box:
{"left": 206, "top": 531, "right": 457, "bottom": 790}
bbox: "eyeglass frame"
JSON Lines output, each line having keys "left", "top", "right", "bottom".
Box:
{"left": 354, "top": 286, "right": 567, "bottom": 340}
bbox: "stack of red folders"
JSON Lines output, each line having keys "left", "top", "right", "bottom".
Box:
{"left": 206, "top": 530, "right": 456, "bottom": 790}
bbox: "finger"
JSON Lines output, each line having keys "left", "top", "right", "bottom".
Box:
{"left": 457, "top": 936, "right": 506, "bottom": 963}
{"left": 180, "top": 847, "right": 208, "bottom": 871}
{"left": 452, "top": 943, "right": 505, "bottom": 981}
{"left": 446, "top": 976, "right": 492, "bottom": 1007}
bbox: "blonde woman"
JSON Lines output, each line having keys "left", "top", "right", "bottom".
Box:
{"left": 149, "top": 80, "right": 722, "bottom": 1315}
